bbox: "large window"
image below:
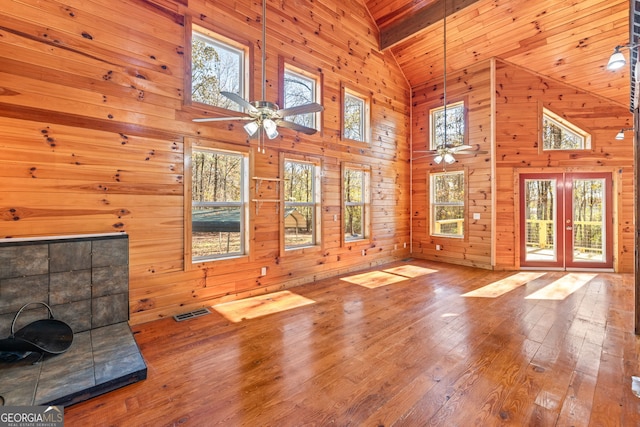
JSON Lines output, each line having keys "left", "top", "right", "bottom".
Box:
{"left": 431, "top": 171, "right": 465, "bottom": 238}
{"left": 430, "top": 101, "right": 465, "bottom": 149}
{"left": 542, "top": 108, "right": 590, "bottom": 150}
{"left": 191, "top": 148, "right": 248, "bottom": 261}
{"left": 342, "top": 87, "right": 370, "bottom": 142}
{"left": 191, "top": 25, "right": 247, "bottom": 111}
{"left": 283, "top": 65, "right": 320, "bottom": 130}
{"left": 283, "top": 157, "right": 321, "bottom": 249}
{"left": 343, "top": 164, "right": 371, "bottom": 241}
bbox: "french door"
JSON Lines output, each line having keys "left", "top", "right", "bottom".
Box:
{"left": 519, "top": 172, "right": 613, "bottom": 269}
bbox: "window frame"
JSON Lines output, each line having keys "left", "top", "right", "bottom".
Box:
{"left": 185, "top": 138, "right": 250, "bottom": 268}
{"left": 430, "top": 169, "right": 466, "bottom": 239}
{"left": 540, "top": 107, "right": 591, "bottom": 151}
{"left": 185, "top": 19, "right": 252, "bottom": 115}
{"left": 429, "top": 100, "right": 467, "bottom": 150}
{"left": 280, "top": 153, "right": 323, "bottom": 254}
{"left": 279, "top": 59, "right": 323, "bottom": 133}
{"left": 342, "top": 162, "right": 371, "bottom": 244}
{"left": 341, "top": 84, "right": 371, "bottom": 144}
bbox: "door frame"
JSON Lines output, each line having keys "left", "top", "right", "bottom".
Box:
{"left": 516, "top": 169, "right": 615, "bottom": 271}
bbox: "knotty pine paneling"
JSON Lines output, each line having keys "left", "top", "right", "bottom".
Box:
{"left": 0, "top": 0, "right": 410, "bottom": 324}
{"left": 494, "top": 60, "right": 633, "bottom": 271}
{"left": 411, "top": 61, "right": 493, "bottom": 269}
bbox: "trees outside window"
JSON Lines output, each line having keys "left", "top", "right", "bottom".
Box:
{"left": 542, "top": 108, "right": 590, "bottom": 150}
{"left": 191, "top": 25, "right": 246, "bottom": 111}
{"left": 344, "top": 165, "right": 370, "bottom": 241}
{"left": 283, "top": 67, "right": 319, "bottom": 130}
{"left": 191, "top": 148, "right": 247, "bottom": 261}
{"left": 342, "top": 87, "right": 369, "bottom": 143}
{"left": 284, "top": 159, "right": 320, "bottom": 249}
{"left": 431, "top": 171, "right": 465, "bottom": 237}
{"left": 430, "top": 101, "right": 465, "bottom": 149}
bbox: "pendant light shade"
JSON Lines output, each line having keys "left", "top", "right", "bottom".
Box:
{"left": 244, "top": 121, "right": 260, "bottom": 137}
{"left": 607, "top": 47, "right": 626, "bottom": 71}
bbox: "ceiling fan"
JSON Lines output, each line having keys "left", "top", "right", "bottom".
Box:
{"left": 192, "top": 0, "right": 324, "bottom": 152}
{"left": 413, "top": 1, "right": 487, "bottom": 166}
{"left": 428, "top": 143, "right": 486, "bottom": 165}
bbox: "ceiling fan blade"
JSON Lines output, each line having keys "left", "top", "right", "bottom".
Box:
{"left": 450, "top": 144, "right": 473, "bottom": 152}
{"left": 455, "top": 150, "right": 489, "bottom": 155}
{"left": 193, "top": 116, "right": 253, "bottom": 123}
{"left": 413, "top": 150, "right": 438, "bottom": 154}
{"left": 277, "top": 103, "right": 324, "bottom": 118}
{"left": 275, "top": 119, "right": 318, "bottom": 135}
{"left": 220, "top": 91, "right": 258, "bottom": 113}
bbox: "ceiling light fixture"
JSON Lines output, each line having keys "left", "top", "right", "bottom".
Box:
{"left": 615, "top": 127, "right": 634, "bottom": 140}
{"left": 607, "top": 43, "right": 638, "bottom": 71}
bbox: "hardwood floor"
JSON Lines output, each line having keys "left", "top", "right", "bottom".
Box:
{"left": 64, "top": 260, "right": 640, "bottom": 426}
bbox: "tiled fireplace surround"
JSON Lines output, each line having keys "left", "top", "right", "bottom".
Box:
{"left": 0, "top": 233, "right": 146, "bottom": 407}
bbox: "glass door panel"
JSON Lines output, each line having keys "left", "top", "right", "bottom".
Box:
{"left": 520, "top": 174, "right": 564, "bottom": 268}
{"left": 565, "top": 173, "right": 612, "bottom": 269}
{"left": 520, "top": 172, "right": 612, "bottom": 270}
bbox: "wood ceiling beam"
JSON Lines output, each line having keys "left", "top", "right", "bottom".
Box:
{"left": 379, "top": 0, "right": 482, "bottom": 50}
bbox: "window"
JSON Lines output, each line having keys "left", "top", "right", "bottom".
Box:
{"left": 542, "top": 108, "right": 591, "bottom": 150}
{"left": 430, "top": 101, "right": 465, "bottom": 149}
{"left": 283, "top": 157, "right": 321, "bottom": 249}
{"left": 191, "top": 24, "right": 247, "bottom": 111}
{"left": 191, "top": 148, "right": 248, "bottom": 261}
{"left": 431, "top": 171, "right": 465, "bottom": 238}
{"left": 343, "top": 164, "right": 371, "bottom": 241}
{"left": 283, "top": 65, "right": 321, "bottom": 130}
{"left": 342, "top": 87, "right": 370, "bottom": 142}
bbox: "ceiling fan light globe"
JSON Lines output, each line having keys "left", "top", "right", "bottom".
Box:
{"left": 615, "top": 130, "right": 625, "bottom": 140}
{"left": 607, "top": 50, "right": 626, "bottom": 71}
{"left": 244, "top": 121, "right": 260, "bottom": 136}
{"left": 434, "top": 155, "right": 443, "bottom": 164}
{"left": 444, "top": 153, "right": 456, "bottom": 164}
{"left": 263, "top": 119, "right": 279, "bottom": 139}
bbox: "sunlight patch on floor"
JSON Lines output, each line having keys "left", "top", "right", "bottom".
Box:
{"left": 525, "top": 273, "right": 597, "bottom": 300}
{"left": 341, "top": 270, "right": 408, "bottom": 288}
{"left": 384, "top": 265, "right": 438, "bottom": 278}
{"left": 212, "top": 291, "right": 315, "bottom": 322}
{"left": 462, "top": 272, "right": 546, "bottom": 298}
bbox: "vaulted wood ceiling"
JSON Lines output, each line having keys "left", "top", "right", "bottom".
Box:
{"left": 364, "top": 0, "right": 631, "bottom": 108}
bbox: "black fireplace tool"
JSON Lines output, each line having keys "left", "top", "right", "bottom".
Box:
{"left": 0, "top": 302, "right": 73, "bottom": 363}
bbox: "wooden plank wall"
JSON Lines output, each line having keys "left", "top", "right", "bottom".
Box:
{"left": 410, "top": 61, "right": 493, "bottom": 269}
{"left": 411, "top": 58, "right": 634, "bottom": 273}
{"left": 494, "top": 60, "right": 634, "bottom": 272}
{"left": 0, "top": 0, "right": 411, "bottom": 324}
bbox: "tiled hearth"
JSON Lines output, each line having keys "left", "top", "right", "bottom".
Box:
{"left": 0, "top": 233, "right": 146, "bottom": 407}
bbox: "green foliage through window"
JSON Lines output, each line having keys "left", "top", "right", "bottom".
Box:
{"left": 284, "top": 160, "right": 318, "bottom": 248}
{"left": 344, "top": 167, "right": 368, "bottom": 240}
{"left": 192, "top": 149, "right": 246, "bottom": 260}
{"left": 431, "top": 171, "right": 465, "bottom": 237}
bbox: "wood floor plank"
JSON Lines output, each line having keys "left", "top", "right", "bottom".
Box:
{"left": 62, "top": 261, "right": 640, "bottom": 426}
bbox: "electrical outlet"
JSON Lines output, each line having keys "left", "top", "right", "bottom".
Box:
{"left": 436, "top": 245, "right": 442, "bottom": 251}
{"left": 362, "top": 249, "right": 366, "bottom": 256}
{"left": 261, "top": 267, "right": 267, "bottom": 276}
{"left": 394, "top": 244, "right": 398, "bottom": 250}
{"left": 403, "top": 242, "right": 407, "bottom": 249}
{"left": 473, "top": 213, "right": 481, "bottom": 220}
